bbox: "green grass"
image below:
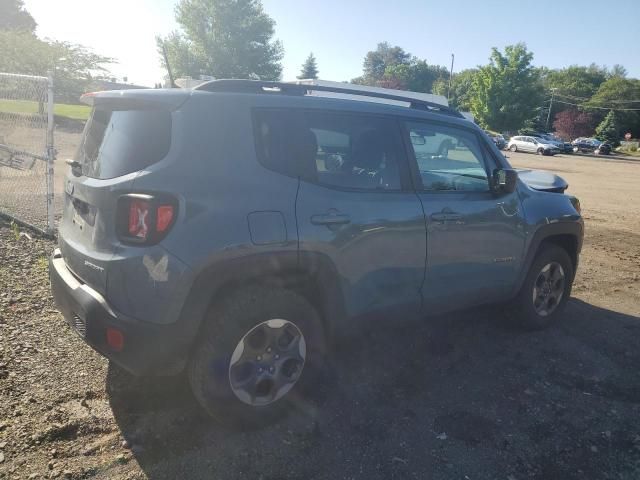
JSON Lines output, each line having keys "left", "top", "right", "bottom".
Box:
{"left": 0, "top": 99, "right": 90, "bottom": 121}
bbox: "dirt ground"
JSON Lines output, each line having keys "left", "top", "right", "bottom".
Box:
{"left": 1, "top": 151, "right": 639, "bottom": 480}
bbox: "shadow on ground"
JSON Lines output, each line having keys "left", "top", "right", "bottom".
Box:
{"left": 107, "top": 299, "right": 640, "bottom": 480}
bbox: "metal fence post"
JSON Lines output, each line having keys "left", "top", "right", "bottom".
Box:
{"left": 46, "top": 71, "right": 55, "bottom": 234}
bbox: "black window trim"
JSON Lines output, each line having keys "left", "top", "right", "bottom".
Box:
{"left": 251, "top": 107, "right": 415, "bottom": 194}
{"left": 398, "top": 116, "right": 499, "bottom": 195}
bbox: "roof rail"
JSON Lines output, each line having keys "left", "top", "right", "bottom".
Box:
{"left": 195, "top": 79, "right": 464, "bottom": 119}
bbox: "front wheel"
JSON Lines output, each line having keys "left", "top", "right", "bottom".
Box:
{"left": 510, "top": 244, "right": 574, "bottom": 330}
{"left": 537, "top": 148, "right": 545, "bottom": 155}
{"left": 509, "top": 144, "right": 518, "bottom": 152}
{"left": 188, "top": 286, "right": 327, "bottom": 428}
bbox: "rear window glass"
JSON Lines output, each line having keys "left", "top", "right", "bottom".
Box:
{"left": 77, "top": 108, "right": 172, "bottom": 179}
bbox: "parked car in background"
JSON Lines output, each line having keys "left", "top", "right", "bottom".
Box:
{"left": 508, "top": 136, "right": 560, "bottom": 155}
{"left": 484, "top": 131, "right": 507, "bottom": 150}
{"left": 523, "top": 132, "right": 570, "bottom": 153}
{"left": 572, "top": 137, "right": 611, "bottom": 155}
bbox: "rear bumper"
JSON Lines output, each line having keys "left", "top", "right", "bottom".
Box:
{"left": 49, "top": 249, "right": 190, "bottom": 375}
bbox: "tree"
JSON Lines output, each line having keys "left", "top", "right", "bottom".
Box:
{"left": 609, "top": 64, "right": 627, "bottom": 79}
{"left": 158, "top": 0, "right": 284, "bottom": 81}
{"left": 352, "top": 42, "right": 411, "bottom": 85}
{"left": 552, "top": 109, "right": 595, "bottom": 140}
{"left": 589, "top": 77, "right": 640, "bottom": 136}
{"left": 382, "top": 60, "right": 448, "bottom": 94}
{"left": 542, "top": 64, "right": 608, "bottom": 122}
{"left": 433, "top": 68, "right": 478, "bottom": 110}
{"left": 470, "top": 43, "right": 544, "bottom": 132}
{"left": 0, "top": 30, "right": 114, "bottom": 102}
{"left": 544, "top": 65, "right": 607, "bottom": 99}
{"left": 297, "top": 53, "right": 318, "bottom": 79}
{"left": 0, "top": 0, "right": 36, "bottom": 32}
{"left": 595, "top": 110, "right": 622, "bottom": 145}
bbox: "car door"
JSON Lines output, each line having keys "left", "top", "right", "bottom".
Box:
{"left": 514, "top": 136, "right": 527, "bottom": 152}
{"left": 255, "top": 108, "right": 427, "bottom": 321}
{"left": 402, "top": 119, "right": 526, "bottom": 313}
{"left": 519, "top": 136, "right": 530, "bottom": 152}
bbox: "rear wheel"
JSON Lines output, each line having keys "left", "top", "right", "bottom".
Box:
{"left": 511, "top": 244, "right": 574, "bottom": 330}
{"left": 188, "top": 286, "right": 327, "bottom": 428}
{"left": 509, "top": 144, "right": 518, "bottom": 152}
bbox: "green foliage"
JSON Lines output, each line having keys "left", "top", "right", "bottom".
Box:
{"left": 383, "top": 60, "right": 448, "bottom": 94}
{"left": 351, "top": 43, "right": 448, "bottom": 95}
{"left": 351, "top": 42, "right": 411, "bottom": 85}
{"left": 432, "top": 69, "right": 478, "bottom": 110}
{"left": 589, "top": 77, "right": 640, "bottom": 107}
{"left": 0, "top": 30, "right": 114, "bottom": 103}
{"left": 297, "top": 53, "right": 319, "bottom": 79}
{"left": 470, "top": 43, "right": 544, "bottom": 132}
{"left": 36, "top": 256, "right": 48, "bottom": 274}
{"left": 10, "top": 221, "right": 20, "bottom": 241}
{"left": 589, "top": 77, "right": 640, "bottom": 137}
{"left": 595, "top": 110, "right": 622, "bottom": 146}
{"left": 0, "top": 0, "right": 36, "bottom": 32}
{"left": 544, "top": 65, "right": 608, "bottom": 99}
{"left": 159, "top": 0, "right": 284, "bottom": 81}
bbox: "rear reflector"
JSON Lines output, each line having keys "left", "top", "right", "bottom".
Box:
{"left": 106, "top": 328, "right": 124, "bottom": 352}
{"left": 128, "top": 199, "right": 150, "bottom": 239}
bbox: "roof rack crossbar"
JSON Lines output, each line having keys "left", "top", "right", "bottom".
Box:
{"left": 196, "top": 79, "right": 464, "bottom": 118}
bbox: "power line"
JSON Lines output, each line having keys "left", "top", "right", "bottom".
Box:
{"left": 554, "top": 92, "right": 640, "bottom": 104}
{"left": 552, "top": 99, "right": 640, "bottom": 111}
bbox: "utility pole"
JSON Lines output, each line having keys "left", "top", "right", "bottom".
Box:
{"left": 545, "top": 88, "right": 557, "bottom": 131}
{"left": 448, "top": 53, "right": 455, "bottom": 102}
{"left": 161, "top": 41, "right": 176, "bottom": 88}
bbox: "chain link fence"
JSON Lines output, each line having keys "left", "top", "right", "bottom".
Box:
{"left": 0, "top": 72, "right": 55, "bottom": 235}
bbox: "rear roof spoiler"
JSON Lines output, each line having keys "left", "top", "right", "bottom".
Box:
{"left": 80, "top": 89, "right": 190, "bottom": 110}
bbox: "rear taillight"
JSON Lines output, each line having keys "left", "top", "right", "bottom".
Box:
{"left": 117, "top": 194, "right": 177, "bottom": 245}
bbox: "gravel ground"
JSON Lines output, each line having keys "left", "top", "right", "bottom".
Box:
{"left": 1, "top": 153, "right": 640, "bottom": 480}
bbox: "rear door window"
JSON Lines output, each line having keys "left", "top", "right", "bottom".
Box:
{"left": 77, "top": 108, "right": 172, "bottom": 179}
{"left": 253, "top": 109, "right": 404, "bottom": 190}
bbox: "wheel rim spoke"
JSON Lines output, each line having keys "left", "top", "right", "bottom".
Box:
{"left": 228, "top": 319, "right": 307, "bottom": 407}
{"left": 532, "top": 261, "right": 565, "bottom": 316}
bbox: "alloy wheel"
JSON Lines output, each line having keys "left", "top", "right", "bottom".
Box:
{"left": 532, "top": 262, "right": 565, "bottom": 317}
{"left": 228, "top": 319, "right": 306, "bottom": 407}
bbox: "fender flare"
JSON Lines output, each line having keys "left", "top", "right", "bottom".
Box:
{"left": 175, "top": 250, "right": 347, "bottom": 357}
{"left": 512, "top": 220, "right": 583, "bottom": 297}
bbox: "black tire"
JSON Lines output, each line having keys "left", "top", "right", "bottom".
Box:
{"left": 537, "top": 148, "right": 544, "bottom": 155}
{"left": 511, "top": 244, "right": 574, "bottom": 330}
{"left": 188, "top": 286, "right": 327, "bottom": 429}
{"left": 509, "top": 144, "right": 518, "bottom": 152}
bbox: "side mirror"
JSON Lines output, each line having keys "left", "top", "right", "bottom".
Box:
{"left": 493, "top": 168, "right": 518, "bottom": 194}
{"left": 410, "top": 134, "right": 426, "bottom": 145}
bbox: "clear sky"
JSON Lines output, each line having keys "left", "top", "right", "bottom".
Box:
{"left": 24, "top": 0, "right": 640, "bottom": 87}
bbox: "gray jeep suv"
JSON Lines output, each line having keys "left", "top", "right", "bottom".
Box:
{"left": 50, "top": 80, "right": 583, "bottom": 425}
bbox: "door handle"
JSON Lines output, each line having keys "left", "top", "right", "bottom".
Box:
{"left": 311, "top": 213, "right": 351, "bottom": 226}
